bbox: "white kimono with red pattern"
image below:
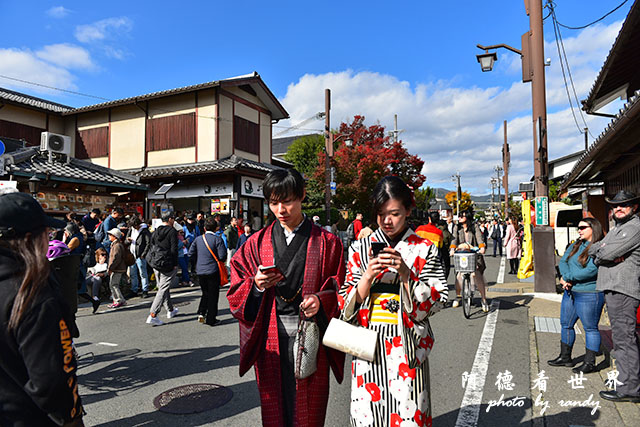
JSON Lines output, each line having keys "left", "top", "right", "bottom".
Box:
{"left": 339, "top": 228, "right": 448, "bottom": 427}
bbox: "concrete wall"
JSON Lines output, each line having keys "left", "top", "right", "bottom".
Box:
{"left": 218, "top": 94, "right": 233, "bottom": 158}
{"left": 197, "top": 89, "right": 217, "bottom": 162}
{"left": 148, "top": 147, "right": 196, "bottom": 167}
{"left": 260, "top": 112, "right": 271, "bottom": 163}
{"left": 0, "top": 104, "right": 46, "bottom": 128}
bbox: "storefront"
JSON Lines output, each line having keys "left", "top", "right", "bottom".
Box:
{"left": 240, "top": 175, "right": 268, "bottom": 229}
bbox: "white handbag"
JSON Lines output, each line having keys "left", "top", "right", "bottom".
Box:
{"left": 322, "top": 318, "right": 378, "bottom": 362}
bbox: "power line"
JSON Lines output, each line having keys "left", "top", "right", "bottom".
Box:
{"left": 0, "top": 74, "right": 111, "bottom": 101}
{"left": 550, "top": 0, "right": 629, "bottom": 30}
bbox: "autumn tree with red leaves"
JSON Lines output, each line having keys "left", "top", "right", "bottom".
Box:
{"left": 311, "top": 115, "right": 425, "bottom": 217}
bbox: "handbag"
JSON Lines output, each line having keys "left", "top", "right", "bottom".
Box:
{"left": 322, "top": 317, "right": 378, "bottom": 362}
{"left": 293, "top": 313, "right": 320, "bottom": 379}
{"left": 202, "top": 235, "right": 230, "bottom": 286}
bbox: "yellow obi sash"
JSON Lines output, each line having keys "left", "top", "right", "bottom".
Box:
{"left": 369, "top": 282, "right": 401, "bottom": 325}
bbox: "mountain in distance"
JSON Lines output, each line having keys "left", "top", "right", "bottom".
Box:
{"left": 431, "top": 187, "right": 493, "bottom": 203}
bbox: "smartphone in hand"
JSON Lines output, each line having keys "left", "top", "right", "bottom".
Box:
{"left": 259, "top": 265, "right": 284, "bottom": 277}
{"left": 371, "top": 242, "right": 387, "bottom": 257}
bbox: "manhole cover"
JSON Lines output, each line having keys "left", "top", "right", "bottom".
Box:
{"left": 153, "top": 383, "right": 232, "bottom": 414}
{"left": 173, "top": 301, "right": 191, "bottom": 307}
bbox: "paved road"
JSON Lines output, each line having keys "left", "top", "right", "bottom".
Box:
{"left": 76, "top": 254, "right": 532, "bottom": 426}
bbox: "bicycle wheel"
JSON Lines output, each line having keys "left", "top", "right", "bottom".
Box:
{"left": 462, "top": 274, "right": 472, "bottom": 319}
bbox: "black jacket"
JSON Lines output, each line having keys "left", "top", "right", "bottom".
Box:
{"left": 127, "top": 225, "right": 152, "bottom": 259}
{"left": 146, "top": 224, "right": 178, "bottom": 273}
{"left": 0, "top": 247, "right": 83, "bottom": 426}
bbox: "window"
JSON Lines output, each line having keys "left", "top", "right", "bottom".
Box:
{"left": 76, "top": 127, "right": 108, "bottom": 159}
{"left": 234, "top": 116, "right": 259, "bottom": 155}
{"left": 146, "top": 113, "right": 196, "bottom": 151}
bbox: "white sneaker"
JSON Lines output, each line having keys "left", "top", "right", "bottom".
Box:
{"left": 167, "top": 307, "right": 179, "bottom": 319}
{"left": 146, "top": 315, "right": 163, "bottom": 326}
{"left": 451, "top": 299, "right": 460, "bottom": 308}
{"left": 198, "top": 315, "right": 205, "bottom": 323}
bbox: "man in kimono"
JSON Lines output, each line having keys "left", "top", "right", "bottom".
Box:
{"left": 227, "top": 168, "right": 345, "bottom": 427}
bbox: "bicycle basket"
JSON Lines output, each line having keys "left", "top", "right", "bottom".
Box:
{"left": 454, "top": 252, "right": 477, "bottom": 273}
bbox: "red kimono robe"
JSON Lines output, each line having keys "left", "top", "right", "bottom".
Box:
{"left": 227, "top": 222, "right": 346, "bottom": 427}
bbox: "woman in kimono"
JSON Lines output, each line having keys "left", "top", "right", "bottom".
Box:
{"left": 340, "top": 176, "right": 448, "bottom": 427}
{"left": 227, "top": 168, "right": 345, "bottom": 427}
{"left": 503, "top": 216, "right": 522, "bottom": 275}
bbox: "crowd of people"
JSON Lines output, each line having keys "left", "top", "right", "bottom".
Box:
{"left": 1, "top": 171, "right": 639, "bottom": 426}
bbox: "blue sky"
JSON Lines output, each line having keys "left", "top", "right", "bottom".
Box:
{"left": 0, "top": 1, "right": 633, "bottom": 194}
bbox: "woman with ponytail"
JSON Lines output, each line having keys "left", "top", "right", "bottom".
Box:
{"left": 0, "top": 192, "right": 84, "bottom": 426}
{"left": 548, "top": 216, "right": 605, "bottom": 374}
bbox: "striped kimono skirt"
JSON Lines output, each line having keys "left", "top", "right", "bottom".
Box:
{"left": 350, "top": 291, "right": 431, "bottom": 427}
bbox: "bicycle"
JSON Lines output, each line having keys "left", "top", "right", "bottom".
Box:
{"left": 453, "top": 249, "right": 478, "bottom": 319}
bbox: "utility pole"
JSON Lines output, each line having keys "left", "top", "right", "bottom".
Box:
{"left": 393, "top": 114, "right": 399, "bottom": 143}
{"left": 452, "top": 172, "right": 461, "bottom": 217}
{"left": 324, "top": 89, "right": 331, "bottom": 227}
{"left": 584, "top": 127, "right": 589, "bottom": 151}
{"left": 495, "top": 165, "right": 504, "bottom": 218}
{"left": 503, "top": 120, "right": 510, "bottom": 217}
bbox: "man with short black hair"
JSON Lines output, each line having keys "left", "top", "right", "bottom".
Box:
{"left": 82, "top": 208, "right": 101, "bottom": 236}
{"left": 101, "top": 207, "right": 124, "bottom": 253}
{"left": 127, "top": 216, "right": 151, "bottom": 298}
{"left": 227, "top": 168, "right": 345, "bottom": 427}
{"left": 590, "top": 191, "right": 640, "bottom": 403}
{"left": 224, "top": 216, "right": 239, "bottom": 266}
{"left": 145, "top": 211, "right": 179, "bottom": 326}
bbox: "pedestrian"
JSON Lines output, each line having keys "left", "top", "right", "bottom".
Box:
{"left": 252, "top": 210, "right": 262, "bottom": 231}
{"left": 224, "top": 216, "right": 239, "bottom": 267}
{"left": 340, "top": 176, "right": 448, "bottom": 427}
{"left": 196, "top": 211, "right": 205, "bottom": 234}
{"left": 236, "top": 223, "right": 253, "bottom": 250}
{"left": 0, "top": 192, "right": 85, "bottom": 426}
{"left": 450, "top": 210, "right": 490, "bottom": 312}
{"left": 227, "top": 168, "right": 345, "bottom": 427}
{"left": 189, "top": 217, "right": 227, "bottom": 325}
{"left": 100, "top": 207, "right": 124, "bottom": 254}
{"left": 106, "top": 228, "right": 127, "bottom": 308}
{"left": 127, "top": 216, "right": 151, "bottom": 298}
{"left": 177, "top": 228, "right": 192, "bottom": 286}
{"left": 87, "top": 248, "right": 108, "bottom": 312}
{"left": 548, "top": 217, "right": 604, "bottom": 374}
{"left": 145, "top": 211, "right": 179, "bottom": 326}
{"left": 312, "top": 215, "right": 321, "bottom": 225}
{"left": 82, "top": 208, "right": 101, "bottom": 237}
{"left": 590, "top": 191, "right": 640, "bottom": 403}
{"left": 503, "top": 216, "right": 522, "bottom": 274}
{"left": 183, "top": 214, "right": 200, "bottom": 247}
{"left": 415, "top": 211, "right": 444, "bottom": 248}
{"left": 489, "top": 219, "right": 503, "bottom": 257}
{"left": 358, "top": 222, "right": 374, "bottom": 240}
{"left": 438, "top": 219, "right": 453, "bottom": 281}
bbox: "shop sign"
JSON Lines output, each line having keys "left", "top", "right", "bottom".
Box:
{"left": 211, "top": 198, "right": 230, "bottom": 215}
{"left": 241, "top": 176, "right": 264, "bottom": 197}
{"left": 148, "top": 182, "right": 233, "bottom": 200}
{"left": 0, "top": 180, "right": 17, "bottom": 189}
{"left": 535, "top": 196, "right": 549, "bottom": 226}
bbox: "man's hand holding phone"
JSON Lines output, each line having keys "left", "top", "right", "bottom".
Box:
{"left": 254, "top": 265, "right": 285, "bottom": 291}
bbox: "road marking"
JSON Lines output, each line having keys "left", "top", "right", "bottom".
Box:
{"left": 497, "top": 256, "right": 506, "bottom": 284}
{"left": 97, "top": 342, "right": 118, "bottom": 347}
{"left": 455, "top": 299, "right": 500, "bottom": 427}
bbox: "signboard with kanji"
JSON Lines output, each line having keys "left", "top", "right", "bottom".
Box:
{"left": 535, "top": 196, "right": 549, "bottom": 226}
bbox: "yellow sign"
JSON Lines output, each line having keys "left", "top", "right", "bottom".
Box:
{"left": 518, "top": 199, "right": 534, "bottom": 279}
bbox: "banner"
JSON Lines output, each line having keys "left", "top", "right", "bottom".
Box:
{"left": 518, "top": 199, "right": 534, "bottom": 279}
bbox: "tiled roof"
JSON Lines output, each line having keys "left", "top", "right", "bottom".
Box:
{"left": 0, "top": 87, "right": 73, "bottom": 113}
{"left": 561, "top": 89, "right": 640, "bottom": 190}
{"left": 127, "top": 154, "right": 280, "bottom": 179}
{"left": 2, "top": 148, "right": 147, "bottom": 189}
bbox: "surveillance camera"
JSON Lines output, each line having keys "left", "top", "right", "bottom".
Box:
{"left": 545, "top": 58, "right": 551, "bottom": 66}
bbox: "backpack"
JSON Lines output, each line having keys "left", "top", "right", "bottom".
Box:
{"left": 346, "top": 222, "right": 356, "bottom": 240}
{"left": 94, "top": 221, "right": 106, "bottom": 243}
{"left": 124, "top": 244, "right": 136, "bottom": 267}
{"left": 145, "top": 230, "right": 173, "bottom": 273}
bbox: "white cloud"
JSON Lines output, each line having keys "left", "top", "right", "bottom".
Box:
{"left": 0, "top": 48, "right": 76, "bottom": 94}
{"left": 36, "top": 43, "right": 95, "bottom": 70}
{"left": 46, "top": 6, "right": 70, "bottom": 18}
{"left": 278, "top": 21, "right": 621, "bottom": 195}
{"left": 75, "top": 17, "right": 133, "bottom": 43}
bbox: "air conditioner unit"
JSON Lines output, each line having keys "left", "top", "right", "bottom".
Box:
{"left": 40, "top": 132, "right": 71, "bottom": 156}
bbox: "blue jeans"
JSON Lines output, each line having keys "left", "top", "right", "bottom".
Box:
{"left": 560, "top": 290, "right": 605, "bottom": 351}
{"left": 178, "top": 256, "right": 190, "bottom": 283}
{"left": 130, "top": 257, "right": 149, "bottom": 292}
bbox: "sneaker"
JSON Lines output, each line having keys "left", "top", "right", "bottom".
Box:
{"left": 146, "top": 315, "right": 163, "bottom": 326}
{"left": 142, "top": 291, "right": 149, "bottom": 298}
{"left": 198, "top": 315, "right": 205, "bottom": 323}
{"left": 451, "top": 299, "right": 460, "bottom": 308}
{"left": 482, "top": 300, "right": 490, "bottom": 313}
{"left": 107, "top": 302, "right": 123, "bottom": 309}
{"left": 167, "top": 307, "right": 179, "bottom": 319}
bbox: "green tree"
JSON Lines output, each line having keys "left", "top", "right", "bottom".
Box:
{"left": 415, "top": 187, "right": 436, "bottom": 211}
{"left": 283, "top": 134, "right": 324, "bottom": 177}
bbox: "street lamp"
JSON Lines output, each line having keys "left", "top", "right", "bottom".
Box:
{"left": 476, "top": 51, "right": 498, "bottom": 72}
{"left": 475, "top": 0, "right": 554, "bottom": 293}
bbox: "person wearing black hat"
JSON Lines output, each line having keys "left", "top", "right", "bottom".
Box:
{"left": 589, "top": 190, "right": 640, "bottom": 403}
{"left": 0, "top": 192, "right": 85, "bottom": 425}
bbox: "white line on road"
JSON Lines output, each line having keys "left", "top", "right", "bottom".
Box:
{"left": 455, "top": 299, "right": 501, "bottom": 427}
{"left": 497, "top": 256, "right": 506, "bottom": 284}
{"left": 97, "top": 342, "right": 118, "bottom": 347}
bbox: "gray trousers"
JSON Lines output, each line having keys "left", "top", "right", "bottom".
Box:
{"left": 605, "top": 291, "right": 640, "bottom": 396}
{"left": 109, "top": 272, "right": 126, "bottom": 304}
{"left": 151, "top": 268, "right": 176, "bottom": 316}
